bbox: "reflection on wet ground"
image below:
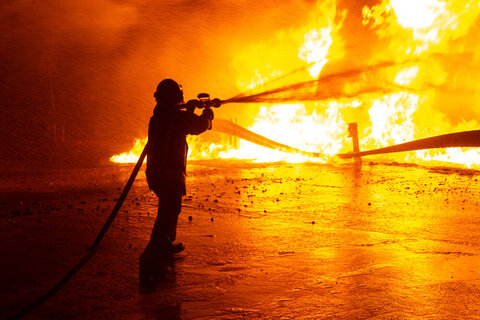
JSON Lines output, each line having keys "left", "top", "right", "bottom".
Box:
{"left": 1, "top": 161, "right": 480, "bottom": 319}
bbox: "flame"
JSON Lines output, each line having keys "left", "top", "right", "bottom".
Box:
{"left": 112, "top": 0, "right": 480, "bottom": 168}
{"left": 359, "top": 0, "right": 480, "bottom": 167}
{"left": 110, "top": 137, "right": 147, "bottom": 163}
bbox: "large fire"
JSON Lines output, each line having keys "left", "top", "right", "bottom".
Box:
{"left": 111, "top": 0, "right": 480, "bottom": 168}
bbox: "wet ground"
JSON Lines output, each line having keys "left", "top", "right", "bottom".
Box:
{"left": 1, "top": 160, "right": 480, "bottom": 319}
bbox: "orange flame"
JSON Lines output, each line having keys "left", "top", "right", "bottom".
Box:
{"left": 111, "top": 0, "right": 480, "bottom": 168}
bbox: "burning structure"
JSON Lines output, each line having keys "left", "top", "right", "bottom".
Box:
{"left": 112, "top": 0, "right": 480, "bottom": 167}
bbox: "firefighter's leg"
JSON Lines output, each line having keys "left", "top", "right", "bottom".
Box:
{"left": 140, "top": 186, "right": 179, "bottom": 290}
{"left": 164, "top": 183, "right": 184, "bottom": 253}
{"left": 147, "top": 183, "right": 183, "bottom": 255}
{"left": 168, "top": 182, "right": 186, "bottom": 245}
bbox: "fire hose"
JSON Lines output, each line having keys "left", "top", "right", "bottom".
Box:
{"left": 9, "top": 93, "right": 227, "bottom": 319}
{"left": 8, "top": 143, "right": 151, "bottom": 320}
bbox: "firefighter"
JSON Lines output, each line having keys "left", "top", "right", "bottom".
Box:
{"left": 140, "top": 79, "right": 213, "bottom": 286}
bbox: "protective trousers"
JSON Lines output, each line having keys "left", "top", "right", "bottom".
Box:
{"left": 144, "top": 181, "right": 184, "bottom": 256}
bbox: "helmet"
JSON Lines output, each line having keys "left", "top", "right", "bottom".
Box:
{"left": 154, "top": 79, "right": 184, "bottom": 105}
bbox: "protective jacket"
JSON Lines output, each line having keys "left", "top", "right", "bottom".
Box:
{"left": 146, "top": 106, "right": 212, "bottom": 191}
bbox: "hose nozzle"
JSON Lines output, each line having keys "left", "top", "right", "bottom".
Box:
{"left": 180, "top": 93, "right": 222, "bottom": 110}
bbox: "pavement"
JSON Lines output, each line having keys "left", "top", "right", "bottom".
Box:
{"left": 1, "top": 160, "right": 480, "bottom": 319}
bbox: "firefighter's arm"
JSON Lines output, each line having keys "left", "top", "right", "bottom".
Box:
{"left": 185, "top": 108, "right": 214, "bottom": 135}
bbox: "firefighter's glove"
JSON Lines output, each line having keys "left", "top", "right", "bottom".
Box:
{"left": 202, "top": 108, "right": 214, "bottom": 121}
{"left": 186, "top": 99, "right": 202, "bottom": 113}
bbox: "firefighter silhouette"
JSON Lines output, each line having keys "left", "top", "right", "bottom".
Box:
{"left": 139, "top": 79, "right": 214, "bottom": 290}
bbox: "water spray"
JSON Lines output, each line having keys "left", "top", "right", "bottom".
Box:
{"left": 183, "top": 59, "right": 428, "bottom": 108}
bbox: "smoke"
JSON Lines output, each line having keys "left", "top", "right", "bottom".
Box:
{"left": 0, "top": 0, "right": 139, "bottom": 168}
